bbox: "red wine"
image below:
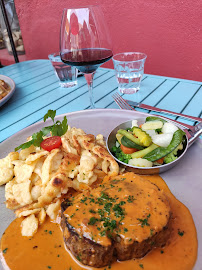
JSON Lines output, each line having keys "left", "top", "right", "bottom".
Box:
{"left": 61, "top": 48, "right": 113, "bottom": 74}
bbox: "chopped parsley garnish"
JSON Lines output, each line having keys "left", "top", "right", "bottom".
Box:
{"left": 110, "top": 220, "right": 117, "bottom": 230}
{"left": 3, "top": 248, "right": 8, "bottom": 254}
{"left": 112, "top": 179, "right": 120, "bottom": 183}
{"left": 49, "top": 230, "right": 53, "bottom": 235}
{"left": 47, "top": 266, "right": 52, "bottom": 269}
{"left": 161, "top": 250, "right": 164, "bottom": 254}
{"left": 119, "top": 201, "right": 126, "bottom": 205}
{"left": 113, "top": 204, "right": 125, "bottom": 218}
{"left": 89, "top": 209, "right": 96, "bottom": 214}
{"left": 80, "top": 197, "right": 87, "bottom": 203}
{"left": 127, "top": 195, "right": 135, "bottom": 203}
{"left": 91, "top": 234, "right": 94, "bottom": 241}
{"left": 88, "top": 217, "right": 98, "bottom": 225}
{"left": 100, "top": 192, "right": 109, "bottom": 200}
{"left": 76, "top": 255, "right": 81, "bottom": 261}
{"left": 98, "top": 208, "right": 105, "bottom": 219}
{"left": 96, "top": 198, "right": 104, "bottom": 205}
{"left": 101, "top": 192, "right": 117, "bottom": 203}
{"left": 139, "top": 264, "right": 144, "bottom": 268}
{"left": 69, "top": 180, "right": 148, "bottom": 241}
{"left": 104, "top": 202, "right": 113, "bottom": 213}
{"left": 137, "top": 214, "right": 151, "bottom": 227}
{"left": 178, "top": 229, "right": 184, "bottom": 236}
{"left": 89, "top": 197, "right": 95, "bottom": 203}
{"left": 100, "top": 230, "right": 106, "bottom": 236}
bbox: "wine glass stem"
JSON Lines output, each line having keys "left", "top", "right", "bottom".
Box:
{"left": 84, "top": 72, "right": 95, "bottom": 109}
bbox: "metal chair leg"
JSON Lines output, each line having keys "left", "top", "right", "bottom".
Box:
{"left": 0, "top": 0, "right": 19, "bottom": 63}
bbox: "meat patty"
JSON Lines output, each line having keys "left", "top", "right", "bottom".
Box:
{"left": 61, "top": 172, "right": 172, "bottom": 268}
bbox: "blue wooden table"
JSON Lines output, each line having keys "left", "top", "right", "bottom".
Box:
{"left": 0, "top": 59, "right": 201, "bottom": 143}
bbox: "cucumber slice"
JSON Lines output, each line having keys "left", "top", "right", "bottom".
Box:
{"left": 121, "top": 136, "right": 145, "bottom": 150}
{"left": 132, "top": 127, "right": 152, "bottom": 147}
{"left": 144, "top": 129, "right": 185, "bottom": 162}
{"left": 142, "top": 121, "right": 163, "bottom": 130}
{"left": 116, "top": 134, "right": 123, "bottom": 144}
{"left": 131, "top": 144, "right": 159, "bottom": 158}
{"left": 117, "top": 129, "right": 144, "bottom": 146}
{"left": 146, "top": 116, "right": 167, "bottom": 123}
{"left": 129, "top": 158, "right": 153, "bottom": 167}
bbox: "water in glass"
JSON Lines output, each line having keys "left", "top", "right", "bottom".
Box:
{"left": 113, "top": 52, "right": 147, "bottom": 94}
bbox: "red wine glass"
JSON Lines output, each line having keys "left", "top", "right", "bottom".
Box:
{"left": 60, "top": 5, "right": 113, "bottom": 108}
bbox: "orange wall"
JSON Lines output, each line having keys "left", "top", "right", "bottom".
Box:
{"left": 15, "top": 0, "right": 202, "bottom": 81}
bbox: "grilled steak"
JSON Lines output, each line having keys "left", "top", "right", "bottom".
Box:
{"left": 61, "top": 172, "right": 172, "bottom": 267}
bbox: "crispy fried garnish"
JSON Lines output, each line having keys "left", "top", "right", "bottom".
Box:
{"left": 92, "top": 145, "right": 119, "bottom": 175}
{"left": 2, "top": 126, "right": 119, "bottom": 236}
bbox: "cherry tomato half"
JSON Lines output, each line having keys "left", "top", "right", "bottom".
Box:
{"left": 120, "top": 144, "right": 138, "bottom": 154}
{"left": 40, "top": 136, "right": 62, "bottom": 152}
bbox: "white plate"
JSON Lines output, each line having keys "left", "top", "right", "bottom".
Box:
{"left": 0, "top": 75, "right": 16, "bottom": 107}
{"left": 0, "top": 109, "right": 201, "bottom": 270}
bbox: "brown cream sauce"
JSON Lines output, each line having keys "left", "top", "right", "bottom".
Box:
{"left": 0, "top": 175, "right": 198, "bottom": 270}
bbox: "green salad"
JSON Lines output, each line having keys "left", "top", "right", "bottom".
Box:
{"left": 111, "top": 117, "right": 186, "bottom": 167}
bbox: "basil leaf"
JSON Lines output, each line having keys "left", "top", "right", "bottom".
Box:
{"left": 51, "top": 123, "right": 63, "bottom": 136}
{"left": 52, "top": 117, "right": 68, "bottom": 136}
{"left": 15, "top": 139, "right": 34, "bottom": 151}
{"left": 41, "top": 126, "right": 53, "bottom": 136}
{"left": 32, "top": 131, "right": 44, "bottom": 147}
{"left": 62, "top": 116, "right": 68, "bottom": 134}
{"left": 43, "top": 109, "right": 56, "bottom": 122}
{"left": 15, "top": 110, "right": 68, "bottom": 151}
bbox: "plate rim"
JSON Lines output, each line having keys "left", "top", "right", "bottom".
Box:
{"left": 0, "top": 108, "right": 200, "bottom": 270}
{"left": 1, "top": 109, "right": 150, "bottom": 146}
{"left": 0, "top": 75, "right": 16, "bottom": 107}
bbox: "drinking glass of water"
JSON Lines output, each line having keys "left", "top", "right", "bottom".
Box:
{"left": 112, "top": 52, "right": 147, "bottom": 94}
{"left": 48, "top": 53, "right": 78, "bottom": 88}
